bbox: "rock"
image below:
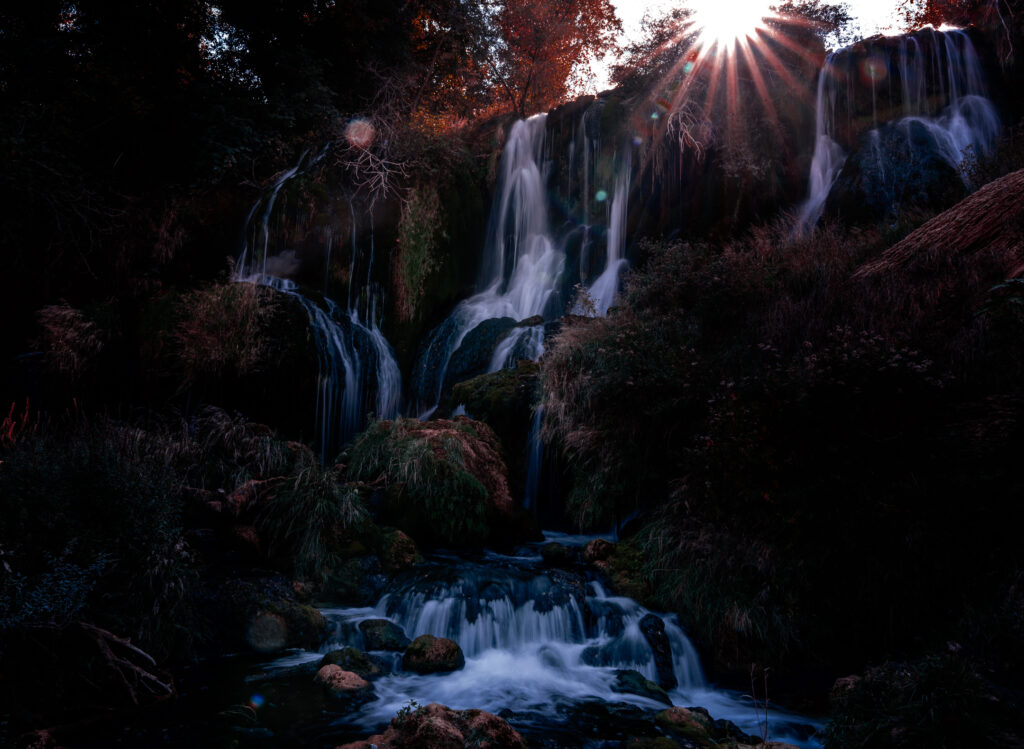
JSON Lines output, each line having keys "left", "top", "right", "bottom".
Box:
{"left": 516, "top": 314, "right": 545, "bottom": 328}
{"left": 624, "top": 739, "right": 683, "bottom": 749}
{"left": 612, "top": 669, "right": 673, "bottom": 706}
{"left": 338, "top": 702, "right": 527, "bottom": 749}
{"left": 583, "top": 538, "right": 615, "bottom": 563}
{"left": 226, "top": 524, "right": 261, "bottom": 560}
{"left": 830, "top": 674, "right": 862, "bottom": 706}
{"left": 359, "top": 618, "right": 411, "bottom": 651}
{"left": 320, "top": 647, "right": 382, "bottom": 679}
{"left": 211, "top": 575, "right": 327, "bottom": 652}
{"left": 540, "top": 542, "right": 576, "bottom": 566}
{"left": 403, "top": 634, "right": 466, "bottom": 674}
{"left": 380, "top": 528, "right": 423, "bottom": 573}
{"left": 314, "top": 664, "right": 372, "bottom": 697}
{"left": 654, "top": 707, "right": 715, "bottom": 746}
{"left": 247, "top": 611, "right": 289, "bottom": 653}
{"left": 443, "top": 317, "right": 517, "bottom": 394}
{"left": 639, "top": 614, "right": 677, "bottom": 690}
{"left": 326, "top": 555, "right": 386, "bottom": 605}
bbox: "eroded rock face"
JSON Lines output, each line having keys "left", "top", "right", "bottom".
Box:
{"left": 336, "top": 702, "right": 527, "bottom": 749}
{"left": 402, "top": 634, "right": 466, "bottom": 674}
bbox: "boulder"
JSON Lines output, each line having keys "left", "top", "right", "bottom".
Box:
{"left": 654, "top": 707, "right": 715, "bottom": 746}
{"left": 325, "top": 554, "right": 386, "bottom": 605}
{"left": 612, "top": 669, "right": 673, "bottom": 706}
{"left": 403, "top": 634, "right": 466, "bottom": 674}
{"left": 583, "top": 538, "right": 615, "bottom": 563}
{"left": 320, "top": 647, "right": 382, "bottom": 679}
{"left": 639, "top": 614, "right": 677, "bottom": 690}
{"left": 337, "top": 702, "right": 527, "bottom": 749}
{"left": 314, "top": 664, "right": 372, "bottom": 697}
{"left": 443, "top": 317, "right": 517, "bottom": 395}
{"left": 540, "top": 542, "right": 576, "bottom": 566}
{"left": 380, "top": 528, "right": 423, "bottom": 573}
{"left": 359, "top": 619, "right": 411, "bottom": 651}
{"left": 211, "top": 576, "right": 328, "bottom": 653}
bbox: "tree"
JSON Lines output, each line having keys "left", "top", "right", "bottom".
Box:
{"left": 491, "top": 0, "right": 622, "bottom": 116}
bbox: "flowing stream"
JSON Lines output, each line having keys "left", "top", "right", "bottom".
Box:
{"left": 260, "top": 535, "right": 822, "bottom": 747}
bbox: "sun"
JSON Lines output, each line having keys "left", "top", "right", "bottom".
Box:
{"left": 689, "top": 0, "right": 776, "bottom": 52}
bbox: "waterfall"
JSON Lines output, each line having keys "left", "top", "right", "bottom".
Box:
{"left": 586, "top": 148, "right": 632, "bottom": 316}
{"left": 796, "top": 28, "right": 1000, "bottom": 232}
{"left": 234, "top": 152, "right": 401, "bottom": 459}
{"left": 795, "top": 53, "right": 846, "bottom": 231}
{"left": 412, "top": 115, "right": 565, "bottom": 412}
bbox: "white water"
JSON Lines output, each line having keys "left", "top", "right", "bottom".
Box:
{"left": 586, "top": 149, "right": 632, "bottom": 316}
{"left": 234, "top": 153, "right": 401, "bottom": 458}
{"left": 796, "top": 28, "right": 1000, "bottom": 232}
{"left": 264, "top": 551, "right": 821, "bottom": 747}
{"left": 413, "top": 115, "right": 564, "bottom": 412}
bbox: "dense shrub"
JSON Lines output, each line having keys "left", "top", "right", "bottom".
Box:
{"left": 542, "top": 227, "right": 1024, "bottom": 675}
{"left": 0, "top": 420, "right": 193, "bottom": 652}
{"left": 256, "top": 461, "right": 368, "bottom": 580}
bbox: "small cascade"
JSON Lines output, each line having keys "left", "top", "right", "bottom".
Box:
{"left": 412, "top": 115, "right": 565, "bottom": 411}
{"left": 586, "top": 148, "right": 632, "bottom": 316}
{"left": 265, "top": 547, "right": 820, "bottom": 746}
{"left": 234, "top": 152, "right": 401, "bottom": 459}
{"left": 796, "top": 27, "right": 1000, "bottom": 232}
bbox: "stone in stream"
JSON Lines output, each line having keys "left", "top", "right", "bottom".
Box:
{"left": 612, "top": 669, "right": 673, "bottom": 706}
{"left": 639, "top": 613, "right": 677, "bottom": 690}
{"left": 320, "top": 647, "right": 382, "bottom": 679}
{"left": 314, "top": 665, "right": 374, "bottom": 704}
{"left": 540, "top": 541, "right": 577, "bottom": 566}
{"left": 583, "top": 538, "right": 615, "bottom": 563}
{"left": 359, "top": 618, "right": 411, "bottom": 651}
{"left": 337, "top": 702, "right": 527, "bottom": 749}
{"left": 402, "top": 634, "right": 466, "bottom": 674}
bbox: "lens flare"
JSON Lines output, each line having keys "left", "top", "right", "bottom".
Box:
{"left": 344, "top": 118, "right": 375, "bottom": 149}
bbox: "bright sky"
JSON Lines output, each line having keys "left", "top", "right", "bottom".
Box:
{"left": 610, "top": 0, "right": 904, "bottom": 39}
{"left": 596, "top": 0, "right": 906, "bottom": 89}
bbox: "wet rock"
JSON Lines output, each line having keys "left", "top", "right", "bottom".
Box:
{"left": 444, "top": 317, "right": 517, "bottom": 394}
{"left": 314, "top": 664, "right": 372, "bottom": 697}
{"left": 639, "top": 614, "right": 677, "bottom": 690}
{"left": 583, "top": 538, "right": 615, "bottom": 563}
{"left": 612, "top": 669, "right": 673, "bottom": 706}
{"left": 338, "top": 702, "right": 527, "bottom": 749}
{"left": 320, "top": 647, "right": 382, "bottom": 679}
{"left": 540, "top": 542, "right": 576, "bottom": 566}
{"left": 403, "top": 634, "right": 466, "bottom": 674}
{"left": 359, "top": 619, "right": 411, "bottom": 651}
{"left": 654, "top": 707, "right": 716, "bottom": 746}
{"left": 380, "top": 528, "right": 423, "bottom": 573}
{"left": 624, "top": 739, "right": 683, "bottom": 749}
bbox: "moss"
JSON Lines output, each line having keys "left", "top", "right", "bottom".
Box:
{"left": 395, "top": 184, "right": 443, "bottom": 322}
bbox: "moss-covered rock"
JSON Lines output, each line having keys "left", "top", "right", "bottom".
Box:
{"left": 451, "top": 362, "right": 541, "bottom": 497}
{"left": 324, "top": 554, "right": 386, "bottom": 605}
{"left": 583, "top": 538, "right": 615, "bottom": 563}
{"left": 654, "top": 707, "right": 715, "bottom": 746}
{"left": 612, "top": 669, "right": 673, "bottom": 706}
{"left": 347, "top": 417, "right": 526, "bottom": 548}
{"left": 359, "top": 619, "right": 411, "bottom": 651}
{"left": 597, "top": 537, "right": 650, "bottom": 601}
{"left": 540, "top": 541, "right": 577, "bottom": 567}
{"left": 402, "top": 634, "right": 466, "bottom": 674}
{"left": 320, "top": 647, "right": 382, "bottom": 679}
{"left": 380, "top": 528, "right": 423, "bottom": 573}
{"left": 314, "top": 664, "right": 373, "bottom": 697}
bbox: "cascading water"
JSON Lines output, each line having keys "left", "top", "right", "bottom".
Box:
{"left": 586, "top": 148, "right": 632, "bottom": 316}
{"left": 796, "top": 27, "right": 1000, "bottom": 232}
{"left": 412, "top": 115, "right": 564, "bottom": 413}
{"left": 234, "top": 154, "right": 401, "bottom": 459}
{"left": 264, "top": 541, "right": 821, "bottom": 747}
